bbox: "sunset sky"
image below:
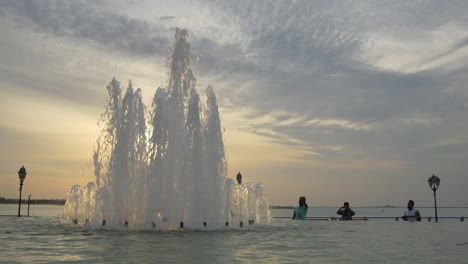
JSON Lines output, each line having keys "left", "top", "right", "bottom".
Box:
{"left": 1, "top": 0, "right": 468, "bottom": 206}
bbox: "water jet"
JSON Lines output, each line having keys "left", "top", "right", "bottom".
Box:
{"left": 62, "top": 29, "right": 270, "bottom": 230}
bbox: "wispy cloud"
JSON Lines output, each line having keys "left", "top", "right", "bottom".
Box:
{"left": 0, "top": 1, "right": 172, "bottom": 56}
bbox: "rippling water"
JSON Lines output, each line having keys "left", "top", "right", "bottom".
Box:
{"left": 1, "top": 205, "right": 467, "bottom": 263}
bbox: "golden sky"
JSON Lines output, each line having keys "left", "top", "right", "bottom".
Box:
{"left": 1, "top": 0, "right": 468, "bottom": 206}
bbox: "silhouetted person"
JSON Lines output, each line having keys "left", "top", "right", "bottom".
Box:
{"left": 402, "top": 200, "right": 421, "bottom": 222}
{"left": 236, "top": 172, "right": 242, "bottom": 184}
{"left": 337, "top": 202, "right": 355, "bottom": 220}
{"left": 292, "top": 196, "right": 308, "bottom": 220}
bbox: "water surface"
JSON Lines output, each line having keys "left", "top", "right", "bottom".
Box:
{"left": 1, "top": 205, "right": 467, "bottom": 263}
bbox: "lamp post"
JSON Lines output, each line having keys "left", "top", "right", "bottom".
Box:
{"left": 236, "top": 172, "right": 242, "bottom": 184}
{"left": 428, "top": 174, "right": 440, "bottom": 222}
{"left": 17, "top": 166, "right": 27, "bottom": 217}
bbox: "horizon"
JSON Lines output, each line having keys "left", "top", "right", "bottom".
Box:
{"left": 1, "top": 1, "right": 468, "bottom": 207}
{"left": 2, "top": 197, "right": 468, "bottom": 209}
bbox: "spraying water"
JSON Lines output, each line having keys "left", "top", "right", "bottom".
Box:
{"left": 62, "top": 28, "right": 270, "bottom": 229}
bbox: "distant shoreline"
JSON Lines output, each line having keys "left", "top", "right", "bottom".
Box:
{"left": 1, "top": 200, "right": 466, "bottom": 208}
{"left": 0, "top": 198, "right": 65, "bottom": 205}
{"left": 269, "top": 205, "right": 468, "bottom": 209}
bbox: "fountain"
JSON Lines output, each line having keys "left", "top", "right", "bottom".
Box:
{"left": 61, "top": 28, "right": 271, "bottom": 229}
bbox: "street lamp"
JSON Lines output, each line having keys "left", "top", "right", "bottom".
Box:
{"left": 236, "top": 172, "right": 242, "bottom": 184}
{"left": 17, "top": 166, "right": 27, "bottom": 217}
{"left": 428, "top": 174, "right": 440, "bottom": 222}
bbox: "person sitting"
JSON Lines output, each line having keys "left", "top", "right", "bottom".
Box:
{"left": 402, "top": 200, "right": 421, "bottom": 222}
{"left": 292, "top": 196, "right": 308, "bottom": 220}
{"left": 337, "top": 202, "right": 355, "bottom": 220}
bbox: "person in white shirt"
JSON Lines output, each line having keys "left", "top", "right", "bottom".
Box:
{"left": 402, "top": 200, "right": 421, "bottom": 222}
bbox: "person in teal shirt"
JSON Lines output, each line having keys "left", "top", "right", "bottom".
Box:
{"left": 292, "top": 196, "right": 308, "bottom": 220}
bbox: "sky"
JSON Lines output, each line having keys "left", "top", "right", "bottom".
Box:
{"left": 1, "top": 0, "right": 468, "bottom": 207}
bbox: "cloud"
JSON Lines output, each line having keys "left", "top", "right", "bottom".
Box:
{"left": 184, "top": 1, "right": 468, "bottom": 167}
{"left": 0, "top": 0, "right": 172, "bottom": 56}
{"left": 1, "top": 3, "right": 468, "bottom": 166}
{"left": 1, "top": 0, "right": 468, "bottom": 205}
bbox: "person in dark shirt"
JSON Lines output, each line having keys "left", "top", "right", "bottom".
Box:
{"left": 337, "top": 202, "right": 355, "bottom": 220}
